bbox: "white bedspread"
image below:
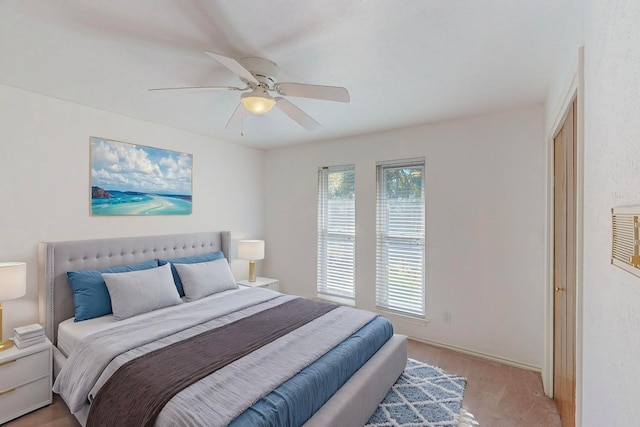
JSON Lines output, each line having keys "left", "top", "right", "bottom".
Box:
{"left": 54, "top": 288, "right": 377, "bottom": 427}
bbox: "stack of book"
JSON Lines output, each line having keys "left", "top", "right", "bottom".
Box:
{"left": 13, "top": 323, "right": 45, "bottom": 349}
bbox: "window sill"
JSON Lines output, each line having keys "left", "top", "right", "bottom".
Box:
{"left": 375, "top": 307, "right": 430, "bottom": 325}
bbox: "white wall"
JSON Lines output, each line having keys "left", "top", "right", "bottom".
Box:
{"left": 579, "top": 0, "right": 640, "bottom": 424}
{"left": 544, "top": 0, "right": 584, "bottom": 136}
{"left": 264, "top": 106, "right": 547, "bottom": 368}
{"left": 0, "top": 84, "right": 265, "bottom": 339}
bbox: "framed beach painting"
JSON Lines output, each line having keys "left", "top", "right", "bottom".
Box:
{"left": 90, "top": 137, "right": 192, "bottom": 215}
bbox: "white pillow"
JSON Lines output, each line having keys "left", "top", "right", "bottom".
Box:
{"left": 174, "top": 258, "right": 238, "bottom": 301}
{"left": 102, "top": 263, "right": 182, "bottom": 320}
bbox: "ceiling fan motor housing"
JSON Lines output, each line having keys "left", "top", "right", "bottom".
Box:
{"left": 238, "top": 57, "right": 278, "bottom": 88}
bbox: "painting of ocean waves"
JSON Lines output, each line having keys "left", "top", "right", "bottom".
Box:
{"left": 90, "top": 137, "right": 192, "bottom": 216}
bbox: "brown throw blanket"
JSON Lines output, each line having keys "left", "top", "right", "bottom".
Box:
{"left": 86, "top": 297, "right": 337, "bottom": 427}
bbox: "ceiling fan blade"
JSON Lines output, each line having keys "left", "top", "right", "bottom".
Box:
{"left": 149, "top": 86, "right": 244, "bottom": 92}
{"left": 225, "top": 103, "right": 249, "bottom": 129}
{"left": 204, "top": 51, "right": 260, "bottom": 86}
{"left": 275, "top": 83, "right": 350, "bottom": 103}
{"left": 275, "top": 97, "right": 322, "bottom": 131}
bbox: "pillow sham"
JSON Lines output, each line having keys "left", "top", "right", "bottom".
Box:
{"left": 158, "top": 251, "right": 225, "bottom": 296}
{"left": 67, "top": 259, "right": 159, "bottom": 322}
{"left": 174, "top": 258, "right": 238, "bottom": 302}
{"left": 102, "top": 263, "right": 182, "bottom": 321}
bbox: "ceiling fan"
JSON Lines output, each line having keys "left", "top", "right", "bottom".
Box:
{"left": 150, "top": 51, "right": 350, "bottom": 132}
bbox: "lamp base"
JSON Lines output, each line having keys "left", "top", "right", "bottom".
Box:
{"left": 248, "top": 260, "right": 256, "bottom": 282}
{"left": 0, "top": 339, "right": 13, "bottom": 351}
{"left": 0, "top": 303, "right": 11, "bottom": 351}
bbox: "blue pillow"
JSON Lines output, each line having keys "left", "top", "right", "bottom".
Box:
{"left": 67, "top": 259, "right": 159, "bottom": 322}
{"left": 158, "top": 251, "right": 226, "bottom": 296}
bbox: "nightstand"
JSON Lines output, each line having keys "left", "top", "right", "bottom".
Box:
{"left": 237, "top": 277, "right": 279, "bottom": 292}
{"left": 0, "top": 338, "right": 52, "bottom": 424}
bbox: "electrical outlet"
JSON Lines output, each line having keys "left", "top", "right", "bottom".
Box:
{"left": 443, "top": 311, "right": 451, "bottom": 324}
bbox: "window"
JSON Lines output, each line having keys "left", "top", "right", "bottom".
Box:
{"left": 376, "top": 159, "right": 425, "bottom": 317}
{"left": 317, "top": 165, "right": 356, "bottom": 300}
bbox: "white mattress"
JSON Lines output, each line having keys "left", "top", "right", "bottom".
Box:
{"left": 57, "top": 288, "right": 245, "bottom": 357}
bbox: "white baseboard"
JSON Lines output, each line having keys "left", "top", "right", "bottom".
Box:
{"left": 408, "top": 336, "right": 541, "bottom": 373}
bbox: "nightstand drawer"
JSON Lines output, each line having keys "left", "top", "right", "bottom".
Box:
{"left": 0, "top": 376, "right": 51, "bottom": 424}
{"left": 262, "top": 282, "right": 279, "bottom": 291}
{"left": 237, "top": 278, "right": 279, "bottom": 291}
{"left": 0, "top": 349, "right": 49, "bottom": 389}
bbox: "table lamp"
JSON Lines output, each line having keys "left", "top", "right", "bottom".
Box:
{"left": 0, "top": 262, "right": 27, "bottom": 351}
{"left": 237, "top": 240, "right": 265, "bottom": 282}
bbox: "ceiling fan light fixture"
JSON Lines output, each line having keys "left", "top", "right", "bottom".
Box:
{"left": 241, "top": 90, "right": 276, "bottom": 115}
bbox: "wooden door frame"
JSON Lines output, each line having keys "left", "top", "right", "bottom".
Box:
{"left": 544, "top": 47, "right": 584, "bottom": 426}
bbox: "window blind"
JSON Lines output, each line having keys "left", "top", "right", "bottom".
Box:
{"left": 317, "top": 165, "right": 356, "bottom": 299}
{"left": 376, "top": 159, "right": 425, "bottom": 317}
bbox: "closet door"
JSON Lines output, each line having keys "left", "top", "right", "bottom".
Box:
{"left": 553, "top": 100, "right": 576, "bottom": 427}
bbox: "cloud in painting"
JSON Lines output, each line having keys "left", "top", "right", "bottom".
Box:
{"left": 91, "top": 138, "right": 192, "bottom": 195}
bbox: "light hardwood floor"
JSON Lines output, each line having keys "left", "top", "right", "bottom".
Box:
{"left": 5, "top": 339, "right": 561, "bottom": 426}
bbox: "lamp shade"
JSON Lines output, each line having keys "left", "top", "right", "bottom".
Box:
{"left": 237, "top": 240, "right": 265, "bottom": 261}
{"left": 0, "top": 262, "right": 27, "bottom": 301}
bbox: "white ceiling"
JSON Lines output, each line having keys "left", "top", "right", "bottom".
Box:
{"left": 0, "top": 1, "right": 576, "bottom": 149}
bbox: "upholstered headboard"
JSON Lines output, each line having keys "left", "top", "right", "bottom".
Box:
{"left": 38, "top": 231, "right": 231, "bottom": 345}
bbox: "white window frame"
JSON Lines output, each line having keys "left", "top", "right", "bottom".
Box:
{"left": 317, "top": 165, "right": 356, "bottom": 301}
{"left": 376, "top": 158, "right": 426, "bottom": 318}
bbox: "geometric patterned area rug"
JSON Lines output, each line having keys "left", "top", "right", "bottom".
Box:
{"left": 366, "top": 358, "right": 478, "bottom": 426}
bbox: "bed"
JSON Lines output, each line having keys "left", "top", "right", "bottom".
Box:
{"left": 38, "top": 231, "right": 407, "bottom": 426}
